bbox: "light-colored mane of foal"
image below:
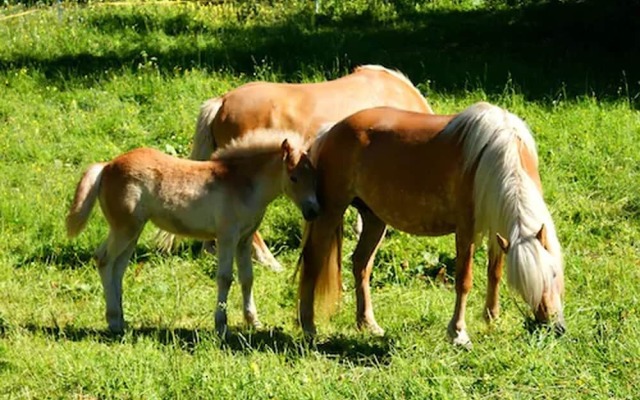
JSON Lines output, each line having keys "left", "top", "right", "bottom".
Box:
{"left": 213, "top": 128, "right": 308, "bottom": 161}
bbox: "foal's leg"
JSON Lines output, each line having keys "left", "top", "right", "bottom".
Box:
{"left": 111, "top": 228, "right": 143, "bottom": 329}
{"left": 447, "top": 227, "right": 475, "bottom": 348}
{"left": 95, "top": 228, "right": 139, "bottom": 333}
{"left": 484, "top": 241, "right": 504, "bottom": 322}
{"left": 351, "top": 209, "right": 386, "bottom": 336}
{"left": 236, "top": 234, "right": 262, "bottom": 328}
{"left": 214, "top": 232, "right": 238, "bottom": 338}
{"left": 252, "top": 231, "right": 283, "bottom": 272}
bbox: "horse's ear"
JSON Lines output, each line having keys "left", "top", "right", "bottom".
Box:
{"left": 536, "top": 224, "right": 549, "bottom": 249}
{"left": 281, "top": 139, "right": 293, "bottom": 161}
{"left": 496, "top": 233, "right": 510, "bottom": 253}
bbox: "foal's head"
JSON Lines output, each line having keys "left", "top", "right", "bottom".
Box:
{"left": 497, "top": 224, "right": 566, "bottom": 335}
{"left": 280, "top": 139, "right": 319, "bottom": 221}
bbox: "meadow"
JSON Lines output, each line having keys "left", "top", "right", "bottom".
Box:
{"left": 1, "top": 0, "right": 639, "bottom": 398}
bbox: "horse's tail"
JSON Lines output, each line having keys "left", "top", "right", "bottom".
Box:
{"left": 297, "top": 217, "right": 343, "bottom": 319}
{"left": 66, "top": 162, "right": 107, "bottom": 238}
{"left": 155, "top": 96, "right": 223, "bottom": 252}
{"left": 447, "top": 102, "right": 555, "bottom": 309}
{"left": 189, "top": 96, "right": 224, "bottom": 161}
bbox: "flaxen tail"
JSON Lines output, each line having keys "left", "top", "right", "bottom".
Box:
{"left": 155, "top": 97, "right": 223, "bottom": 251}
{"left": 66, "top": 162, "right": 106, "bottom": 238}
{"left": 297, "top": 218, "right": 344, "bottom": 318}
{"left": 189, "top": 97, "right": 223, "bottom": 160}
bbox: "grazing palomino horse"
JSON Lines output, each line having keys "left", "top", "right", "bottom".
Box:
{"left": 298, "top": 103, "right": 566, "bottom": 347}
{"left": 66, "top": 130, "right": 318, "bottom": 336}
{"left": 157, "top": 65, "right": 434, "bottom": 271}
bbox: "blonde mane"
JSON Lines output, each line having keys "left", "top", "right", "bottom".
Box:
{"left": 444, "top": 102, "right": 563, "bottom": 310}
{"left": 355, "top": 64, "right": 433, "bottom": 113}
{"left": 211, "top": 128, "right": 308, "bottom": 161}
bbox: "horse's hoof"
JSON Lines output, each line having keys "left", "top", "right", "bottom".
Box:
{"left": 449, "top": 329, "right": 472, "bottom": 349}
{"left": 108, "top": 319, "right": 125, "bottom": 335}
{"left": 358, "top": 320, "right": 385, "bottom": 337}
{"left": 216, "top": 324, "right": 230, "bottom": 341}
{"left": 447, "top": 323, "right": 472, "bottom": 349}
{"left": 260, "top": 258, "right": 284, "bottom": 273}
{"left": 246, "top": 316, "right": 263, "bottom": 330}
{"left": 302, "top": 325, "right": 317, "bottom": 339}
{"left": 483, "top": 307, "right": 500, "bottom": 323}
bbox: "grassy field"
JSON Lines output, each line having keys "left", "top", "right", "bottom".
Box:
{"left": 1, "top": 0, "right": 639, "bottom": 398}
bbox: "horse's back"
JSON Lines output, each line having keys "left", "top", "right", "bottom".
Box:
{"left": 211, "top": 68, "right": 432, "bottom": 146}
{"left": 317, "top": 107, "right": 466, "bottom": 235}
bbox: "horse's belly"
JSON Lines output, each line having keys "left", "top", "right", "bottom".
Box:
{"left": 151, "top": 213, "right": 217, "bottom": 240}
{"left": 361, "top": 192, "right": 457, "bottom": 236}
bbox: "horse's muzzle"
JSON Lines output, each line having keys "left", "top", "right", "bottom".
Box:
{"left": 301, "top": 199, "right": 320, "bottom": 221}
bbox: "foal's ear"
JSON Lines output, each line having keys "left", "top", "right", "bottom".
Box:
{"left": 536, "top": 224, "right": 549, "bottom": 250}
{"left": 281, "top": 139, "right": 293, "bottom": 160}
{"left": 496, "top": 233, "right": 510, "bottom": 253}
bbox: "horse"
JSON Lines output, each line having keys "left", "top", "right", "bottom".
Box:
{"left": 157, "top": 65, "right": 435, "bottom": 272}
{"left": 66, "top": 129, "right": 318, "bottom": 336}
{"left": 297, "top": 103, "right": 566, "bottom": 347}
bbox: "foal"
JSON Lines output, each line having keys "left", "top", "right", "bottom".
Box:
{"left": 66, "top": 130, "right": 318, "bottom": 335}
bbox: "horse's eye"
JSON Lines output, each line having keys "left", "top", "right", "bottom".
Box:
{"left": 290, "top": 176, "right": 298, "bottom": 183}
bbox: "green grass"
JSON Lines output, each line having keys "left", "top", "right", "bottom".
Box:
{"left": 1, "top": 1, "right": 639, "bottom": 398}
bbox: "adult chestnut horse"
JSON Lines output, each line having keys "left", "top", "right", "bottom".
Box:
{"left": 157, "top": 65, "right": 434, "bottom": 271}
{"left": 298, "top": 103, "right": 565, "bottom": 347}
{"left": 67, "top": 130, "right": 318, "bottom": 336}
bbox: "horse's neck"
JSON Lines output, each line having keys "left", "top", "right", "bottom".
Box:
{"left": 216, "top": 153, "right": 283, "bottom": 206}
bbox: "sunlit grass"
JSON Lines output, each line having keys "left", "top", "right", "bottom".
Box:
{"left": 1, "top": 1, "right": 639, "bottom": 398}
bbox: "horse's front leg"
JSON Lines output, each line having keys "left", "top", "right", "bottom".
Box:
{"left": 484, "top": 240, "right": 504, "bottom": 322}
{"left": 237, "top": 233, "right": 262, "bottom": 329}
{"left": 447, "top": 227, "right": 475, "bottom": 348}
{"left": 215, "top": 232, "right": 238, "bottom": 339}
{"left": 351, "top": 208, "right": 386, "bottom": 336}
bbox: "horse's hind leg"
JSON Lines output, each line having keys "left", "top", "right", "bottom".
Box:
{"left": 351, "top": 208, "right": 386, "bottom": 336}
{"left": 111, "top": 227, "right": 143, "bottom": 329}
{"left": 236, "top": 234, "right": 262, "bottom": 329}
{"left": 484, "top": 240, "right": 504, "bottom": 322}
{"left": 252, "top": 231, "right": 283, "bottom": 272}
{"left": 214, "top": 232, "right": 238, "bottom": 338}
{"left": 95, "top": 227, "right": 141, "bottom": 333}
{"left": 447, "top": 226, "right": 475, "bottom": 348}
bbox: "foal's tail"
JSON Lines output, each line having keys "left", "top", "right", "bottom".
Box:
{"left": 189, "top": 97, "right": 223, "bottom": 161}
{"left": 155, "top": 96, "right": 223, "bottom": 252}
{"left": 297, "top": 217, "right": 344, "bottom": 318}
{"left": 66, "top": 162, "right": 107, "bottom": 238}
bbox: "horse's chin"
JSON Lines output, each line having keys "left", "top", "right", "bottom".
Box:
{"left": 302, "top": 209, "right": 319, "bottom": 221}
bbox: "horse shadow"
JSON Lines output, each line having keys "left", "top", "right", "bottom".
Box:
{"left": 15, "top": 323, "right": 394, "bottom": 366}
{"left": 13, "top": 240, "right": 207, "bottom": 270}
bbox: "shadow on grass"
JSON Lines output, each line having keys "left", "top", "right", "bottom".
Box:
{"left": 15, "top": 323, "right": 393, "bottom": 366}
{"left": 13, "top": 239, "right": 209, "bottom": 270}
{"left": 1, "top": 0, "right": 638, "bottom": 103}
{"left": 14, "top": 243, "right": 156, "bottom": 270}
